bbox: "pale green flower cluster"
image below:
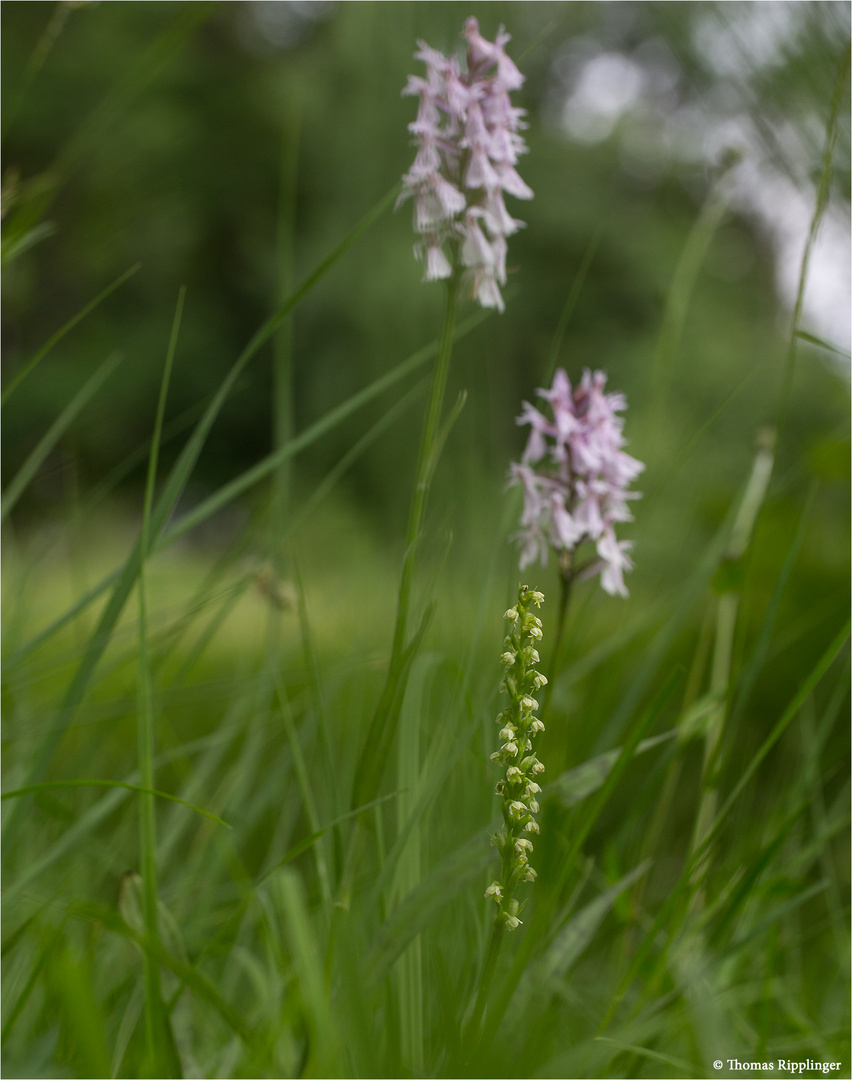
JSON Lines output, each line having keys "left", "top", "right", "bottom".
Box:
{"left": 485, "top": 584, "right": 547, "bottom": 930}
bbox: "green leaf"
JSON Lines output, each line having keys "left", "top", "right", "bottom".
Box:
{"left": 547, "top": 731, "right": 676, "bottom": 809}
{"left": 1, "top": 353, "right": 122, "bottom": 522}
{"left": 2, "top": 262, "right": 141, "bottom": 404}
{"left": 1, "top": 780, "right": 230, "bottom": 829}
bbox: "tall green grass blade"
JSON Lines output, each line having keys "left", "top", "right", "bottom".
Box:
{"left": 275, "top": 673, "right": 334, "bottom": 913}
{"left": 4, "top": 3, "right": 216, "bottom": 252}
{"left": 368, "top": 828, "right": 492, "bottom": 988}
{"left": 608, "top": 622, "right": 848, "bottom": 1031}
{"left": 162, "top": 330, "right": 447, "bottom": 546}
{"left": 519, "top": 861, "right": 650, "bottom": 1000}
{"left": 557, "top": 668, "right": 683, "bottom": 890}
{"left": 257, "top": 793, "right": 398, "bottom": 884}
{"left": 593, "top": 1037, "right": 698, "bottom": 1077}
{"left": 136, "top": 288, "right": 184, "bottom": 1079}
{"left": 691, "top": 433, "right": 776, "bottom": 899}
{"left": 271, "top": 100, "right": 300, "bottom": 551}
{"left": 1, "top": 917, "right": 67, "bottom": 1046}
{"left": 2, "top": 189, "right": 396, "bottom": 825}
{"left": 709, "top": 619, "right": 849, "bottom": 838}
{"left": 547, "top": 731, "right": 676, "bottom": 809}
{"left": 1, "top": 352, "right": 122, "bottom": 522}
{"left": 727, "top": 487, "right": 813, "bottom": 730}
{"left": 0, "top": 220, "right": 55, "bottom": 267}
{"left": 260, "top": 870, "right": 339, "bottom": 1077}
{"left": 2, "top": 262, "right": 141, "bottom": 404}
{"left": 2, "top": 0, "right": 78, "bottom": 142}
{"left": 392, "top": 656, "right": 436, "bottom": 1075}
{"left": 652, "top": 182, "right": 728, "bottom": 396}
{"left": 72, "top": 901, "right": 257, "bottom": 1047}
{"left": 2, "top": 313, "right": 483, "bottom": 677}
{"left": 1, "top": 781, "right": 229, "bottom": 829}
{"left": 775, "top": 46, "right": 850, "bottom": 434}
{"left": 542, "top": 224, "right": 602, "bottom": 385}
{"left": 284, "top": 379, "right": 426, "bottom": 538}
{"left": 50, "top": 941, "right": 113, "bottom": 1080}
{"left": 794, "top": 329, "right": 851, "bottom": 360}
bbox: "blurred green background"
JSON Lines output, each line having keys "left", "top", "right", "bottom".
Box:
{"left": 3, "top": 0, "right": 850, "bottom": 827}
{"left": 3, "top": 0, "right": 850, "bottom": 742}
{"left": 2, "top": 0, "right": 848, "bottom": 518}
{"left": 2, "top": 4, "right": 851, "bottom": 1077}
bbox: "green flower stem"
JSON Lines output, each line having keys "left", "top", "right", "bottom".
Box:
{"left": 137, "top": 288, "right": 184, "bottom": 1074}
{"left": 690, "top": 431, "right": 775, "bottom": 906}
{"left": 542, "top": 553, "right": 574, "bottom": 718}
{"left": 469, "top": 586, "right": 547, "bottom": 1043}
{"left": 468, "top": 915, "right": 506, "bottom": 1042}
{"left": 272, "top": 101, "right": 300, "bottom": 556}
{"left": 390, "top": 272, "right": 459, "bottom": 664}
{"left": 338, "top": 273, "right": 460, "bottom": 912}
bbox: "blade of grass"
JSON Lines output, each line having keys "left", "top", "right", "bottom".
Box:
{"left": 3, "top": 3, "right": 217, "bottom": 249}
{"left": 136, "top": 287, "right": 184, "bottom": 1079}
{"left": 651, "top": 181, "right": 729, "bottom": 402}
{"left": 542, "top": 224, "right": 603, "bottom": 386}
{"left": 709, "top": 619, "right": 849, "bottom": 840}
{"left": 605, "top": 620, "right": 849, "bottom": 1029}
{"left": 260, "top": 870, "right": 339, "bottom": 1077}
{"left": 794, "top": 329, "right": 851, "bottom": 361}
{"left": 275, "top": 669, "right": 334, "bottom": 914}
{"left": 774, "top": 46, "right": 850, "bottom": 437}
{"left": 271, "top": 98, "right": 300, "bottom": 555}
{"left": 2, "top": 187, "right": 397, "bottom": 834}
{"left": 0, "top": 220, "right": 55, "bottom": 266}
{"left": 485, "top": 669, "right": 683, "bottom": 1045}
{"left": 0, "top": 915, "right": 68, "bottom": 1046}
{"left": 392, "top": 656, "right": 438, "bottom": 1076}
{"left": 71, "top": 900, "right": 257, "bottom": 1048}
{"left": 2, "top": 262, "right": 141, "bottom": 404}
{"left": 3, "top": 312, "right": 483, "bottom": 677}
{"left": 257, "top": 793, "right": 399, "bottom": 884}
{"left": 1, "top": 780, "right": 229, "bottom": 829}
{"left": 690, "top": 431, "right": 776, "bottom": 904}
{"left": 367, "top": 827, "right": 493, "bottom": 988}
{"left": 1, "top": 352, "right": 122, "bottom": 521}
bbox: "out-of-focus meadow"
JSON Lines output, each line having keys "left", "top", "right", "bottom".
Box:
{"left": 2, "top": 3, "right": 850, "bottom": 1078}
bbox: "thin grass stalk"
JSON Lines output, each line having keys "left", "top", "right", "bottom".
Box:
{"left": 774, "top": 45, "right": 850, "bottom": 440}
{"left": 541, "top": 558, "right": 574, "bottom": 718}
{"left": 542, "top": 226, "right": 602, "bottom": 387}
{"left": 1, "top": 352, "right": 122, "bottom": 521}
{"left": 136, "top": 288, "right": 184, "bottom": 1075}
{"left": 467, "top": 917, "right": 506, "bottom": 1047}
{"left": 276, "top": 667, "right": 333, "bottom": 914}
{"left": 1, "top": 189, "right": 395, "bottom": 848}
{"left": 392, "top": 659, "right": 436, "bottom": 1075}
{"left": 2, "top": 263, "right": 141, "bottom": 405}
{"left": 390, "top": 272, "right": 460, "bottom": 665}
{"left": 272, "top": 101, "right": 300, "bottom": 560}
{"left": 343, "top": 273, "right": 461, "bottom": 885}
{"left": 650, "top": 181, "right": 729, "bottom": 420}
{"left": 2, "top": 0, "right": 76, "bottom": 140}
{"left": 690, "top": 431, "right": 775, "bottom": 905}
{"left": 3, "top": 313, "right": 482, "bottom": 678}
{"left": 3, "top": 4, "right": 216, "bottom": 255}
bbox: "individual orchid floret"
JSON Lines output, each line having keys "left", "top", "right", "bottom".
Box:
{"left": 398, "top": 17, "right": 532, "bottom": 311}
{"left": 487, "top": 584, "right": 547, "bottom": 931}
{"left": 509, "top": 368, "right": 644, "bottom": 597}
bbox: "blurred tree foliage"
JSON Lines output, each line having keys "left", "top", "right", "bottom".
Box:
{"left": 1, "top": 0, "right": 849, "bottom": 541}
